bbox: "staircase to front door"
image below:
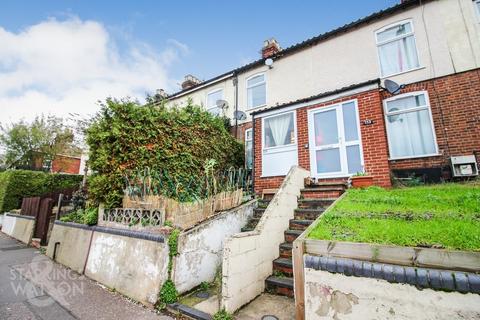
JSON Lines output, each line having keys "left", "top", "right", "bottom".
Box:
{"left": 264, "top": 179, "right": 347, "bottom": 297}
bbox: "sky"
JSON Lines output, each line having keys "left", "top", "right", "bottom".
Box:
{"left": 0, "top": 0, "right": 399, "bottom": 124}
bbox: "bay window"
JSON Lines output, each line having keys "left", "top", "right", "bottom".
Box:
{"left": 206, "top": 88, "right": 223, "bottom": 116}
{"left": 384, "top": 91, "right": 438, "bottom": 159}
{"left": 246, "top": 73, "right": 266, "bottom": 109}
{"left": 376, "top": 20, "right": 420, "bottom": 77}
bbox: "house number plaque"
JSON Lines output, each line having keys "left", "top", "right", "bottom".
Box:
{"left": 363, "top": 119, "right": 375, "bottom": 125}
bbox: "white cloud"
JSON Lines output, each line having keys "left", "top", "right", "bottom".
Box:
{"left": 0, "top": 17, "right": 187, "bottom": 123}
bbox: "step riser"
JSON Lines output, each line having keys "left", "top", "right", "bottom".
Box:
{"left": 289, "top": 221, "right": 312, "bottom": 231}
{"left": 284, "top": 232, "right": 300, "bottom": 243}
{"left": 279, "top": 248, "right": 292, "bottom": 259}
{"left": 265, "top": 284, "right": 294, "bottom": 298}
{"left": 273, "top": 264, "right": 293, "bottom": 277}
{"left": 301, "top": 190, "right": 344, "bottom": 199}
{"left": 297, "top": 201, "right": 334, "bottom": 209}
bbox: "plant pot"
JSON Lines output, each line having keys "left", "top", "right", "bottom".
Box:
{"left": 351, "top": 176, "right": 374, "bottom": 188}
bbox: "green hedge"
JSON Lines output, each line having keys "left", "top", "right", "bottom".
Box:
{"left": 0, "top": 170, "right": 82, "bottom": 213}
{"left": 86, "top": 98, "right": 244, "bottom": 207}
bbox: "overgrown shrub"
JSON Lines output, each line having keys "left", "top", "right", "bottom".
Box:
{"left": 0, "top": 170, "right": 82, "bottom": 212}
{"left": 60, "top": 207, "right": 98, "bottom": 226}
{"left": 86, "top": 98, "right": 244, "bottom": 207}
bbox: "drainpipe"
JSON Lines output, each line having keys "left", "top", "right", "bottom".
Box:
{"left": 252, "top": 114, "right": 256, "bottom": 195}
{"left": 233, "top": 72, "right": 239, "bottom": 139}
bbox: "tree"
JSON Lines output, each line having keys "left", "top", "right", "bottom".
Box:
{"left": 0, "top": 115, "right": 81, "bottom": 170}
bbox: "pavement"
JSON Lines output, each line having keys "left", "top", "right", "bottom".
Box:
{"left": 0, "top": 232, "right": 175, "bottom": 320}
{"left": 235, "top": 293, "right": 295, "bottom": 320}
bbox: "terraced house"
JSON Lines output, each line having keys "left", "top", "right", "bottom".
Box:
{"left": 165, "top": 0, "right": 480, "bottom": 193}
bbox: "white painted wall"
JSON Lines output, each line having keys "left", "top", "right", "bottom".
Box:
{"left": 173, "top": 200, "right": 255, "bottom": 293}
{"left": 1, "top": 214, "right": 16, "bottom": 236}
{"left": 304, "top": 268, "right": 480, "bottom": 320}
{"left": 167, "top": 0, "right": 480, "bottom": 123}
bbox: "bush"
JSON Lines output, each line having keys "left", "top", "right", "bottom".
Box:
{"left": 86, "top": 98, "right": 244, "bottom": 207}
{"left": 60, "top": 207, "right": 98, "bottom": 226}
{"left": 0, "top": 170, "right": 82, "bottom": 213}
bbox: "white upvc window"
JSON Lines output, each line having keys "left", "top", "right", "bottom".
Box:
{"left": 246, "top": 73, "right": 266, "bottom": 109}
{"left": 383, "top": 91, "right": 438, "bottom": 160}
{"left": 206, "top": 88, "right": 223, "bottom": 116}
{"left": 245, "top": 128, "right": 253, "bottom": 169}
{"left": 262, "top": 111, "right": 295, "bottom": 149}
{"left": 375, "top": 20, "right": 420, "bottom": 77}
{"left": 475, "top": 0, "right": 480, "bottom": 20}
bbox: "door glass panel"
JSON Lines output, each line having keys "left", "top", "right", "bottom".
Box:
{"left": 342, "top": 102, "right": 359, "bottom": 142}
{"left": 316, "top": 149, "right": 341, "bottom": 174}
{"left": 314, "top": 110, "right": 338, "bottom": 146}
{"left": 346, "top": 145, "right": 363, "bottom": 174}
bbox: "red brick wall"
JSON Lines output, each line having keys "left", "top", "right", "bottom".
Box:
{"left": 52, "top": 156, "right": 81, "bottom": 174}
{"left": 385, "top": 69, "right": 480, "bottom": 172}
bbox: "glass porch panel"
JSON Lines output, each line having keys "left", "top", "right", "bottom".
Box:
{"left": 314, "top": 109, "right": 338, "bottom": 146}
{"left": 342, "top": 102, "right": 359, "bottom": 142}
{"left": 316, "top": 148, "right": 341, "bottom": 174}
{"left": 346, "top": 145, "right": 363, "bottom": 174}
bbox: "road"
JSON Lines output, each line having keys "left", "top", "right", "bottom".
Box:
{"left": 0, "top": 232, "right": 174, "bottom": 320}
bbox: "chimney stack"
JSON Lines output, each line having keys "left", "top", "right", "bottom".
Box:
{"left": 262, "top": 38, "right": 281, "bottom": 59}
{"left": 181, "top": 74, "right": 202, "bottom": 90}
{"left": 154, "top": 89, "right": 168, "bottom": 102}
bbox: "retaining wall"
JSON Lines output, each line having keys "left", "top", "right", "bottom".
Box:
{"left": 174, "top": 200, "right": 256, "bottom": 293}
{"left": 1, "top": 213, "right": 35, "bottom": 244}
{"left": 85, "top": 227, "right": 169, "bottom": 306}
{"left": 46, "top": 221, "right": 94, "bottom": 274}
{"left": 221, "top": 166, "right": 309, "bottom": 312}
{"left": 304, "top": 266, "right": 480, "bottom": 319}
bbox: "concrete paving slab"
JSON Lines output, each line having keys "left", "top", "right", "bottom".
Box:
{"left": 235, "top": 294, "right": 295, "bottom": 320}
{"left": 194, "top": 294, "right": 219, "bottom": 315}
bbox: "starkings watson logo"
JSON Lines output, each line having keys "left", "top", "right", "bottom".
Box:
{"left": 10, "top": 255, "right": 84, "bottom": 307}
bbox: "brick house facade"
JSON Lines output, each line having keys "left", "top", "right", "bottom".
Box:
{"left": 253, "top": 69, "right": 480, "bottom": 193}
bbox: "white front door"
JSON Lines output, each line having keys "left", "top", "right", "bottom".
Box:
{"left": 308, "top": 100, "right": 364, "bottom": 178}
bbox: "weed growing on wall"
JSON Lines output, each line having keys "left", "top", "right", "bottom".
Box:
{"left": 156, "top": 228, "right": 181, "bottom": 309}
{"left": 213, "top": 309, "right": 234, "bottom": 320}
{"left": 86, "top": 98, "right": 244, "bottom": 207}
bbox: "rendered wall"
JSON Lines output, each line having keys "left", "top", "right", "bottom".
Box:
{"left": 174, "top": 200, "right": 256, "bottom": 293}
{"left": 85, "top": 230, "right": 169, "bottom": 306}
{"left": 46, "top": 222, "right": 93, "bottom": 274}
{"left": 304, "top": 268, "right": 480, "bottom": 320}
{"left": 1, "top": 213, "right": 35, "bottom": 244}
{"left": 221, "top": 166, "right": 309, "bottom": 312}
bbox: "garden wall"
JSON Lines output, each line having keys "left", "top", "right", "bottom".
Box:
{"left": 46, "top": 221, "right": 94, "bottom": 274}
{"left": 304, "top": 266, "right": 480, "bottom": 319}
{"left": 1, "top": 213, "right": 35, "bottom": 244}
{"left": 85, "top": 227, "right": 169, "bottom": 306}
{"left": 221, "top": 166, "right": 309, "bottom": 312}
{"left": 174, "top": 199, "right": 256, "bottom": 293}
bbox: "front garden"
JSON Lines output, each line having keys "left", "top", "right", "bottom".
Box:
{"left": 308, "top": 182, "right": 480, "bottom": 251}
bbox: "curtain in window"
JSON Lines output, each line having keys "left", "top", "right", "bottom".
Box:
{"left": 379, "top": 35, "right": 419, "bottom": 76}
{"left": 265, "top": 113, "right": 292, "bottom": 147}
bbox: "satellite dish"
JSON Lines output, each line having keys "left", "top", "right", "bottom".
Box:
{"left": 265, "top": 58, "right": 273, "bottom": 69}
{"left": 216, "top": 99, "right": 229, "bottom": 110}
{"left": 384, "top": 79, "right": 405, "bottom": 95}
{"left": 234, "top": 111, "right": 247, "bottom": 120}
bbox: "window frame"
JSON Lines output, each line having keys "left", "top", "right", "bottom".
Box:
{"left": 205, "top": 88, "right": 224, "bottom": 115}
{"left": 244, "top": 128, "right": 253, "bottom": 169}
{"left": 475, "top": 0, "right": 480, "bottom": 21}
{"left": 383, "top": 91, "right": 439, "bottom": 160}
{"left": 246, "top": 72, "right": 267, "bottom": 110}
{"left": 261, "top": 110, "right": 297, "bottom": 152}
{"left": 375, "top": 19, "right": 422, "bottom": 78}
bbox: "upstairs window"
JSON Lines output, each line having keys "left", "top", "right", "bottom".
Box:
{"left": 384, "top": 91, "right": 438, "bottom": 159}
{"left": 206, "top": 88, "right": 223, "bottom": 116}
{"left": 246, "top": 73, "right": 266, "bottom": 109}
{"left": 376, "top": 20, "right": 420, "bottom": 77}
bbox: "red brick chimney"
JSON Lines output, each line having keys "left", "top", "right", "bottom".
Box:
{"left": 181, "top": 74, "right": 202, "bottom": 90}
{"left": 262, "top": 38, "right": 281, "bottom": 59}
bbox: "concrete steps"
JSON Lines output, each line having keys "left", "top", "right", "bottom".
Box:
{"left": 265, "top": 276, "right": 294, "bottom": 298}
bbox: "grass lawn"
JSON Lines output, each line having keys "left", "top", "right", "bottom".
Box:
{"left": 308, "top": 182, "right": 480, "bottom": 251}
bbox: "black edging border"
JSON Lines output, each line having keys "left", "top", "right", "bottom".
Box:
{"left": 305, "top": 255, "right": 480, "bottom": 294}
{"left": 5, "top": 213, "right": 35, "bottom": 221}
{"left": 168, "top": 303, "right": 212, "bottom": 320}
{"left": 54, "top": 220, "right": 165, "bottom": 243}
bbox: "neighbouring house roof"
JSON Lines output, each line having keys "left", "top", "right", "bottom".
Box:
{"left": 250, "top": 78, "right": 381, "bottom": 117}
{"left": 166, "top": 0, "right": 428, "bottom": 100}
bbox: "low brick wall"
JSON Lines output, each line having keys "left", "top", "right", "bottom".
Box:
{"left": 174, "top": 199, "right": 256, "bottom": 293}
{"left": 1, "top": 213, "right": 35, "bottom": 244}
{"left": 304, "top": 266, "right": 480, "bottom": 319}
{"left": 221, "top": 166, "right": 309, "bottom": 312}
{"left": 46, "top": 221, "right": 94, "bottom": 274}
{"left": 85, "top": 227, "right": 169, "bottom": 306}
